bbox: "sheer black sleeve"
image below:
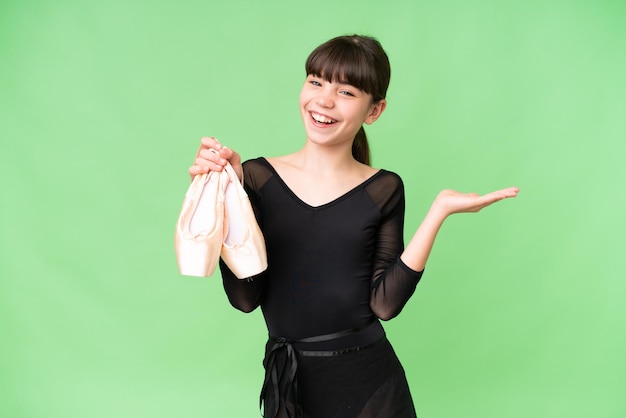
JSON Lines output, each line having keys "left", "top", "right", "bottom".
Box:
{"left": 367, "top": 172, "right": 424, "bottom": 320}
{"left": 219, "top": 160, "right": 270, "bottom": 313}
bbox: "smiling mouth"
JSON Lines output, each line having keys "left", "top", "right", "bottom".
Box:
{"left": 311, "top": 112, "right": 337, "bottom": 125}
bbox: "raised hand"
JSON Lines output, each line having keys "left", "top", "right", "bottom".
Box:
{"left": 400, "top": 186, "right": 519, "bottom": 272}
{"left": 189, "top": 137, "right": 243, "bottom": 181}
{"left": 432, "top": 187, "right": 519, "bottom": 217}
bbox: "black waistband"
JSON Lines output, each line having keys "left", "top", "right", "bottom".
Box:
{"left": 261, "top": 318, "right": 378, "bottom": 418}
{"left": 271, "top": 316, "right": 376, "bottom": 344}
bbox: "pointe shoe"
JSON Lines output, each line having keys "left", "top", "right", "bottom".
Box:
{"left": 220, "top": 163, "right": 268, "bottom": 279}
{"left": 175, "top": 169, "right": 228, "bottom": 277}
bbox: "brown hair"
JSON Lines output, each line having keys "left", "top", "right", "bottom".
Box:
{"left": 305, "top": 35, "right": 391, "bottom": 165}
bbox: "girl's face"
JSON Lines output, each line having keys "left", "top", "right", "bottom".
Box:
{"left": 299, "top": 74, "right": 386, "bottom": 148}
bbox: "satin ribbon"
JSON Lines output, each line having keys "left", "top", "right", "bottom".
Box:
{"left": 260, "top": 337, "right": 301, "bottom": 418}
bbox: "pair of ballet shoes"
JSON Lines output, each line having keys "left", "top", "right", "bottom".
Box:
{"left": 175, "top": 163, "right": 267, "bottom": 278}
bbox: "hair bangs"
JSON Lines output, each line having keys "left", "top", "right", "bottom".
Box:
{"left": 305, "top": 38, "right": 382, "bottom": 100}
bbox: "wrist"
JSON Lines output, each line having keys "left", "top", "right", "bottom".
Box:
{"left": 427, "top": 200, "right": 450, "bottom": 224}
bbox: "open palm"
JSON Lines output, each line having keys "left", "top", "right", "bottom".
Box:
{"left": 435, "top": 187, "right": 519, "bottom": 216}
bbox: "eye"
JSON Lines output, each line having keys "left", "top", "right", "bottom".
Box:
{"left": 339, "top": 90, "right": 355, "bottom": 97}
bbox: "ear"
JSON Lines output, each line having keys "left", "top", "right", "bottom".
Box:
{"left": 364, "top": 99, "right": 387, "bottom": 125}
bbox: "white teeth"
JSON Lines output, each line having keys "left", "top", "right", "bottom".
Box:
{"left": 312, "top": 112, "right": 335, "bottom": 124}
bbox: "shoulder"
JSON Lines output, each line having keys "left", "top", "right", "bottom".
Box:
{"left": 365, "top": 169, "right": 405, "bottom": 213}
{"left": 242, "top": 157, "right": 274, "bottom": 191}
{"left": 373, "top": 169, "right": 404, "bottom": 191}
{"left": 242, "top": 157, "right": 270, "bottom": 171}
{"left": 354, "top": 160, "right": 402, "bottom": 189}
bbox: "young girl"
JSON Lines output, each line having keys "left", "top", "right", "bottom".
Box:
{"left": 189, "top": 35, "right": 518, "bottom": 418}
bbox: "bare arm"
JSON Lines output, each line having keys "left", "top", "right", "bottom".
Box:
{"left": 400, "top": 187, "right": 519, "bottom": 272}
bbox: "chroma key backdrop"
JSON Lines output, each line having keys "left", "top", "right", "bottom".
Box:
{"left": 1, "top": 0, "right": 624, "bottom": 417}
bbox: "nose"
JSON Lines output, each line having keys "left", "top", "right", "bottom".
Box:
{"left": 315, "top": 87, "right": 335, "bottom": 108}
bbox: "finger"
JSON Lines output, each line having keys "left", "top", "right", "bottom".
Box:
{"left": 195, "top": 137, "right": 218, "bottom": 163}
{"left": 198, "top": 149, "right": 228, "bottom": 166}
{"left": 473, "top": 190, "right": 517, "bottom": 211}
{"left": 197, "top": 148, "right": 217, "bottom": 161}
{"left": 219, "top": 146, "right": 242, "bottom": 168}
{"left": 192, "top": 160, "right": 225, "bottom": 173}
{"left": 195, "top": 147, "right": 228, "bottom": 168}
{"left": 484, "top": 187, "right": 518, "bottom": 201}
{"left": 188, "top": 165, "right": 210, "bottom": 176}
{"left": 200, "top": 136, "right": 222, "bottom": 150}
{"left": 492, "top": 187, "right": 519, "bottom": 197}
{"left": 218, "top": 146, "right": 233, "bottom": 160}
{"left": 505, "top": 187, "right": 519, "bottom": 196}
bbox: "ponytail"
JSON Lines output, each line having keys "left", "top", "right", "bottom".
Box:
{"left": 352, "top": 126, "right": 371, "bottom": 166}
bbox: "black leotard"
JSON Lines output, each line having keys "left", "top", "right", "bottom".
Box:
{"left": 220, "top": 157, "right": 423, "bottom": 417}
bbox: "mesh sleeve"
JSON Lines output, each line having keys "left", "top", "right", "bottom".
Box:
{"left": 367, "top": 172, "right": 424, "bottom": 320}
{"left": 219, "top": 159, "right": 271, "bottom": 313}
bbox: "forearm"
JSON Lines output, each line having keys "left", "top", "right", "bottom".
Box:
{"left": 220, "top": 259, "right": 267, "bottom": 313}
{"left": 400, "top": 185, "right": 519, "bottom": 271}
{"left": 400, "top": 204, "right": 448, "bottom": 272}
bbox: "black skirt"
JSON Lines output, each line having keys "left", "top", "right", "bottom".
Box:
{"left": 261, "top": 335, "right": 417, "bottom": 418}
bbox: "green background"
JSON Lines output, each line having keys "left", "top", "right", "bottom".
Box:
{"left": 1, "top": 0, "right": 625, "bottom": 417}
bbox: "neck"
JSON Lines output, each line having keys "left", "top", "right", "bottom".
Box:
{"left": 294, "top": 141, "right": 358, "bottom": 173}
